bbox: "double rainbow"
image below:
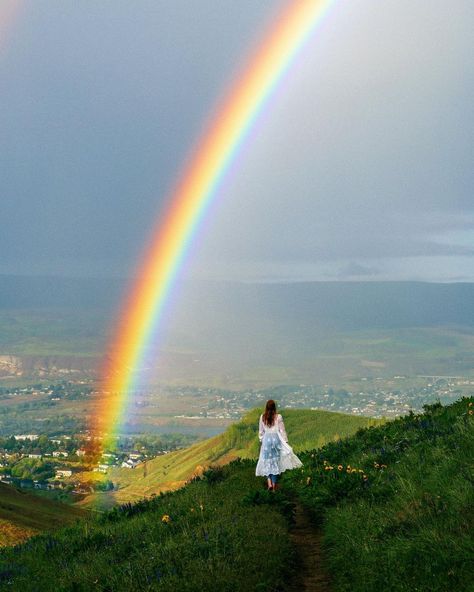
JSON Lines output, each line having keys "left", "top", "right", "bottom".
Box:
{"left": 98, "top": 0, "right": 336, "bottom": 441}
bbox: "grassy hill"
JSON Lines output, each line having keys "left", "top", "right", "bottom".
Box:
{"left": 0, "top": 397, "right": 471, "bottom": 591}
{"left": 84, "top": 408, "right": 382, "bottom": 507}
{"left": 0, "top": 483, "right": 86, "bottom": 547}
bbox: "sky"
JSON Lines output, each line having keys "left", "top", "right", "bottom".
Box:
{"left": 1, "top": 0, "right": 473, "bottom": 283}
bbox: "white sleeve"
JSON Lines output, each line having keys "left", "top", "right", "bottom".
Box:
{"left": 277, "top": 415, "right": 288, "bottom": 443}
{"left": 258, "top": 415, "right": 265, "bottom": 441}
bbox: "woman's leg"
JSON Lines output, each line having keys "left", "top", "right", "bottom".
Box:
{"left": 267, "top": 475, "right": 274, "bottom": 490}
{"left": 271, "top": 474, "right": 278, "bottom": 490}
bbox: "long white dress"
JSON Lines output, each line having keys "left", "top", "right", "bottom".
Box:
{"left": 255, "top": 413, "right": 303, "bottom": 477}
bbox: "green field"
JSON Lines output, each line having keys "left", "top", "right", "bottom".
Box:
{"left": 1, "top": 309, "right": 474, "bottom": 385}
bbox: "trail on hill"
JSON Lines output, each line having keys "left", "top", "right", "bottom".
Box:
{"left": 287, "top": 503, "right": 332, "bottom": 592}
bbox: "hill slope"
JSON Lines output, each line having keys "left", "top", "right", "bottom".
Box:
{"left": 86, "top": 408, "right": 382, "bottom": 507}
{"left": 0, "top": 483, "right": 86, "bottom": 547}
{"left": 0, "top": 398, "right": 471, "bottom": 592}
{"left": 283, "top": 397, "right": 474, "bottom": 592}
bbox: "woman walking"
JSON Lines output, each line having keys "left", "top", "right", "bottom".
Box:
{"left": 256, "top": 399, "right": 302, "bottom": 490}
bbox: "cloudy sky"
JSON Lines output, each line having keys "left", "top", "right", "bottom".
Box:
{"left": 1, "top": 0, "right": 473, "bottom": 283}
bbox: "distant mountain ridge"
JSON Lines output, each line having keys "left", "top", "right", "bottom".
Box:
{"left": 1, "top": 275, "right": 473, "bottom": 329}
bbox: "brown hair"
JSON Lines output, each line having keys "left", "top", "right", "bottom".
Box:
{"left": 263, "top": 399, "right": 277, "bottom": 426}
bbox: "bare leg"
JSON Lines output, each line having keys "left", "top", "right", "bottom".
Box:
{"left": 267, "top": 477, "right": 273, "bottom": 490}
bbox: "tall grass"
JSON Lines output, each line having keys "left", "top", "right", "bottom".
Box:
{"left": 0, "top": 462, "right": 293, "bottom": 591}
{"left": 282, "top": 397, "right": 474, "bottom": 592}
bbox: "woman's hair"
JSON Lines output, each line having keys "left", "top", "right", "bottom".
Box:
{"left": 263, "top": 399, "right": 277, "bottom": 426}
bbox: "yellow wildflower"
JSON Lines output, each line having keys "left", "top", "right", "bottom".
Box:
{"left": 374, "top": 462, "right": 380, "bottom": 468}
{"left": 351, "top": 468, "right": 357, "bottom": 473}
{"left": 338, "top": 465, "right": 343, "bottom": 471}
{"left": 161, "top": 514, "right": 171, "bottom": 524}
{"left": 358, "top": 469, "right": 364, "bottom": 473}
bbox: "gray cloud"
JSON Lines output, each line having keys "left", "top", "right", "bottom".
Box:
{"left": 1, "top": 0, "right": 473, "bottom": 282}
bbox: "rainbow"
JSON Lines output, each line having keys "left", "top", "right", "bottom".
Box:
{"left": 97, "top": 0, "right": 336, "bottom": 442}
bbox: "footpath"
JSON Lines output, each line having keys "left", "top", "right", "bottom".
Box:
{"left": 287, "top": 502, "right": 332, "bottom": 592}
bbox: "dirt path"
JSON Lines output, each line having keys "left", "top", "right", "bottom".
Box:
{"left": 287, "top": 503, "right": 332, "bottom": 592}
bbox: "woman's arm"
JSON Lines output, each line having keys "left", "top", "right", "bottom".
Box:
{"left": 277, "top": 415, "right": 288, "bottom": 443}
{"left": 258, "top": 415, "right": 265, "bottom": 441}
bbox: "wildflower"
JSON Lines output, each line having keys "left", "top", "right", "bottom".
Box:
{"left": 469, "top": 410, "right": 473, "bottom": 416}
{"left": 306, "top": 477, "right": 312, "bottom": 485}
{"left": 199, "top": 503, "right": 204, "bottom": 512}
{"left": 363, "top": 474, "right": 368, "bottom": 481}
{"left": 323, "top": 460, "right": 328, "bottom": 465}
{"left": 347, "top": 465, "right": 351, "bottom": 470}
{"left": 358, "top": 469, "right": 364, "bottom": 473}
{"left": 381, "top": 464, "right": 387, "bottom": 469}
{"left": 190, "top": 508, "right": 195, "bottom": 513}
{"left": 351, "top": 468, "right": 357, "bottom": 473}
{"left": 346, "top": 468, "right": 351, "bottom": 473}
{"left": 337, "top": 465, "right": 343, "bottom": 471}
{"left": 325, "top": 466, "right": 331, "bottom": 471}
{"left": 161, "top": 514, "right": 171, "bottom": 523}
{"left": 328, "top": 466, "right": 334, "bottom": 470}
{"left": 374, "top": 462, "right": 380, "bottom": 468}
{"left": 469, "top": 402, "right": 473, "bottom": 406}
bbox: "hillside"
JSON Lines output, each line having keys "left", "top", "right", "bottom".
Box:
{"left": 0, "top": 483, "right": 86, "bottom": 547}
{"left": 0, "top": 398, "right": 471, "bottom": 591}
{"left": 84, "top": 408, "right": 382, "bottom": 507}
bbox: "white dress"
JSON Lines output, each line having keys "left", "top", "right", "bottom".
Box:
{"left": 255, "top": 413, "right": 303, "bottom": 477}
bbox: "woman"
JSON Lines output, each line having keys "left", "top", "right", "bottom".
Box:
{"left": 256, "top": 399, "right": 302, "bottom": 490}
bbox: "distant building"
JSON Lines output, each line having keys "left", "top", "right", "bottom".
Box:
{"left": 14, "top": 434, "right": 39, "bottom": 441}
{"left": 53, "top": 450, "right": 69, "bottom": 458}
{"left": 28, "top": 450, "right": 42, "bottom": 459}
{"left": 121, "top": 459, "right": 139, "bottom": 469}
{"left": 76, "top": 449, "right": 86, "bottom": 457}
{"left": 55, "top": 469, "right": 72, "bottom": 479}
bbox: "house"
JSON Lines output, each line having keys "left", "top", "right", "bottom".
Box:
{"left": 14, "top": 434, "right": 39, "bottom": 442}
{"left": 76, "top": 449, "right": 86, "bottom": 457}
{"left": 52, "top": 450, "right": 69, "bottom": 458}
{"left": 128, "top": 452, "right": 143, "bottom": 461}
{"left": 28, "top": 450, "right": 42, "bottom": 459}
{"left": 55, "top": 469, "right": 72, "bottom": 479}
{"left": 121, "top": 459, "right": 139, "bottom": 469}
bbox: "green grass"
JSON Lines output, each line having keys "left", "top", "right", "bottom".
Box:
{"left": 86, "top": 408, "right": 381, "bottom": 507}
{"left": 0, "top": 463, "right": 293, "bottom": 591}
{"left": 0, "top": 483, "right": 86, "bottom": 547}
{"left": 282, "top": 397, "right": 474, "bottom": 592}
{"left": 0, "top": 400, "right": 471, "bottom": 591}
